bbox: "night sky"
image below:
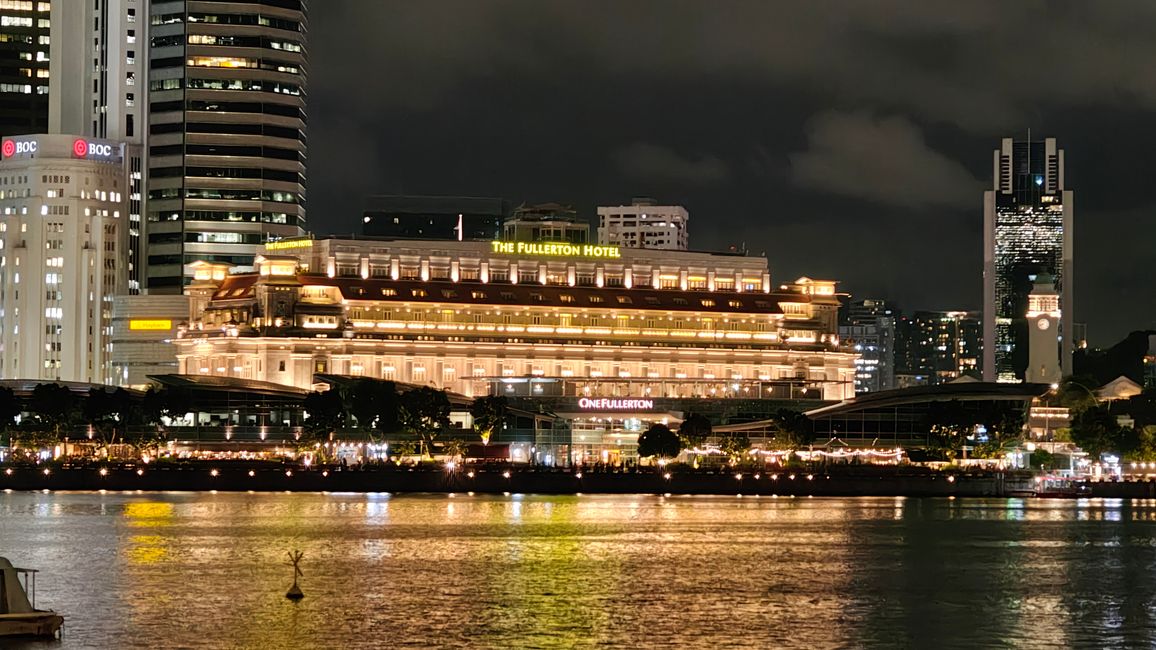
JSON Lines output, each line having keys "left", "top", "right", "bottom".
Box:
{"left": 306, "top": 1, "right": 1156, "bottom": 346}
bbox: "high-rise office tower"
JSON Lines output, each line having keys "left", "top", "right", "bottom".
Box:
{"left": 145, "top": 0, "right": 307, "bottom": 293}
{"left": 362, "top": 195, "right": 508, "bottom": 241}
{"left": 895, "top": 311, "right": 982, "bottom": 386}
{"left": 0, "top": 1, "right": 50, "bottom": 137}
{"left": 0, "top": 134, "right": 130, "bottom": 383}
{"left": 51, "top": 0, "right": 147, "bottom": 294}
{"left": 597, "top": 198, "right": 689, "bottom": 250}
{"left": 983, "top": 136, "right": 1073, "bottom": 382}
{"left": 839, "top": 298, "right": 896, "bottom": 394}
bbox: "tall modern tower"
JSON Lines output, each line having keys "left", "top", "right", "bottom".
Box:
{"left": 983, "top": 137, "right": 1073, "bottom": 383}
{"left": 50, "top": 0, "right": 147, "bottom": 294}
{"left": 0, "top": 1, "right": 50, "bottom": 137}
{"left": 145, "top": 0, "right": 307, "bottom": 293}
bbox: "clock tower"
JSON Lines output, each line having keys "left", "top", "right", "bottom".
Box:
{"left": 1026, "top": 273, "right": 1062, "bottom": 384}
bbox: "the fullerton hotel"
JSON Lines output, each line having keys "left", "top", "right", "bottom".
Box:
{"left": 173, "top": 236, "right": 857, "bottom": 402}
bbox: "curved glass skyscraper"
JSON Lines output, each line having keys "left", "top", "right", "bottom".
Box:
{"left": 146, "top": 0, "right": 307, "bottom": 292}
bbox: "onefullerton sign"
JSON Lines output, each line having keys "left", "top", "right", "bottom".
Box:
{"left": 491, "top": 241, "right": 622, "bottom": 259}
{"left": 578, "top": 398, "right": 655, "bottom": 410}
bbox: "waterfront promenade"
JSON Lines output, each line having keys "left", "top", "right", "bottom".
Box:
{"left": 2, "top": 462, "right": 1151, "bottom": 498}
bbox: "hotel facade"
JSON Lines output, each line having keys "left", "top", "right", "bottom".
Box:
{"left": 169, "top": 236, "right": 856, "bottom": 461}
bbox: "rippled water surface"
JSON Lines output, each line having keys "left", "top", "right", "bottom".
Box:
{"left": 2, "top": 492, "right": 1156, "bottom": 649}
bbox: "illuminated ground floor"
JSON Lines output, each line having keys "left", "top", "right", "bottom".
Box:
{"left": 173, "top": 336, "right": 857, "bottom": 401}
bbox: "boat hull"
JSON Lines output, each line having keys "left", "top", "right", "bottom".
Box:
{"left": 0, "top": 612, "right": 64, "bottom": 638}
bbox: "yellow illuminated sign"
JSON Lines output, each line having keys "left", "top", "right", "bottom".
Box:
{"left": 264, "top": 238, "right": 313, "bottom": 251}
{"left": 490, "top": 241, "right": 621, "bottom": 258}
{"left": 129, "top": 319, "right": 173, "bottom": 331}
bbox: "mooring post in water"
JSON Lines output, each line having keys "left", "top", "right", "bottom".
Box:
{"left": 286, "top": 550, "right": 305, "bottom": 600}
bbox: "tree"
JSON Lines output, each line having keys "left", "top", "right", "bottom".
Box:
{"left": 1029, "top": 448, "right": 1056, "bottom": 470}
{"left": 1054, "top": 376, "right": 1099, "bottom": 416}
{"left": 84, "top": 387, "right": 122, "bottom": 454}
{"left": 121, "top": 387, "right": 168, "bottom": 460}
{"left": 920, "top": 399, "right": 981, "bottom": 459}
{"left": 391, "top": 440, "right": 419, "bottom": 460}
{"left": 442, "top": 439, "right": 468, "bottom": 464}
{"left": 399, "top": 387, "right": 452, "bottom": 457}
{"left": 303, "top": 390, "right": 346, "bottom": 440}
{"left": 677, "top": 413, "right": 712, "bottom": 451}
{"left": 772, "top": 409, "right": 815, "bottom": 448}
{"left": 157, "top": 387, "right": 194, "bottom": 424}
{"left": 637, "top": 423, "right": 682, "bottom": 461}
{"left": 470, "top": 395, "right": 509, "bottom": 445}
{"left": 1130, "top": 426, "right": 1156, "bottom": 462}
{"left": 0, "top": 386, "right": 20, "bottom": 448}
{"left": 717, "top": 431, "right": 751, "bottom": 462}
{"left": 347, "top": 379, "right": 400, "bottom": 437}
{"left": 27, "top": 383, "right": 78, "bottom": 446}
{"left": 1069, "top": 406, "right": 1124, "bottom": 459}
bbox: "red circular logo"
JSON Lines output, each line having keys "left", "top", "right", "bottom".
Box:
{"left": 1, "top": 141, "right": 14, "bottom": 158}
{"left": 72, "top": 138, "right": 88, "bottom": 157}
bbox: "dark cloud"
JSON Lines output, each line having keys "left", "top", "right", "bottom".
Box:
{"left": 789, "top": 112, "right": 982, "bottom": 209}
{"left": 307, "top": 1, "right": 1156, "bottom": 345}
{"left": 613, "top": 143, "right": 729, "bottom": 185}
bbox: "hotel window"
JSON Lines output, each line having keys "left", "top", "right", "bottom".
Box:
{"left": 644, "top": 296, "right": 660, "bottom": 305}
{"left": 672, "top": 298, "right": 688, "bottom": 306}
{"left": 440, "top": 289, "right": 458, "bottom": 299}
{"left": 559, "top": 294, "right": 574, "bottom": 303}
{"left": 701, "top": 300, "right": 715, "bottom": 307}
{"left": 728, "top": 300, "right": 742, "bottom": 308}
{"left": 588, "top": 296, "right": 604, "bottom": 304}
{"left": 381, "top": 288, "right": 397, "bottom": 296}
{"left": 411, "top": 289, "right": 427, "bottom": 298}
{"left": 616, "top": 296, "right": 632, "bottom": 304}
{"left": 470, "top": 291, "right": 487, "bottom": 300}
{"left": 500, "top": 291, "right": 516, "bottom": 301}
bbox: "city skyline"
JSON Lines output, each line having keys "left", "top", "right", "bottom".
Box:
{"left": 305, "top": 1, "right": 1156, "bottom": 346}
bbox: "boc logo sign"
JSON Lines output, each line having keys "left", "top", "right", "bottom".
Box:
{"left": 2, "top": 139, "right": 37, "bottom": 157}
{"left": 72, "top": 138, "right": 114, "bottom": 159}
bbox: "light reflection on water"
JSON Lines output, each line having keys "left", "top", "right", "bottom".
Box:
{"left": 1, "top": 493, "right": 1155, "bottom": 649}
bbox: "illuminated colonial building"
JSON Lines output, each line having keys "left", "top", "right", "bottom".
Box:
{"left": 172, "top": 237, "right": 857, "bottom": 409}
{"left": 983, "top": 136, "right": 1073, "bottom": 382}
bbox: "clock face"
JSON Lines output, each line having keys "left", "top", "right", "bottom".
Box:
{"left": 1037, "top": 318, "right": 1051, "bottom": 331}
